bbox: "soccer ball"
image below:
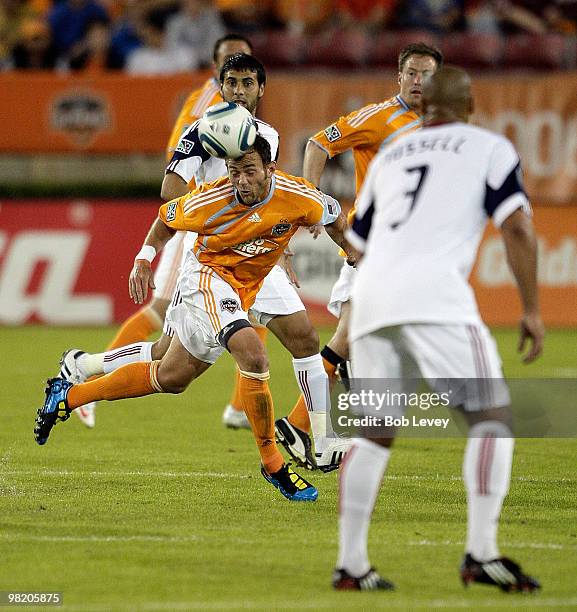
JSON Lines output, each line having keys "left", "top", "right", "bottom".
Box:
{"left": 198, "top": 102, "right": 257, "bottom": 159}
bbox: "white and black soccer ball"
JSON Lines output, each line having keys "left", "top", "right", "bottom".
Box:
{"left": 198, "top": 102, "right": 257, "bottom": 159}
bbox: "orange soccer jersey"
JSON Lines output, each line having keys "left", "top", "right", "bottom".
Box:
{"left": 159, "top": 171, "right": 334, "bottom": 310}
{"left": 166, "top": 77, "right": 222, "bottom": 160}
{"left": 311, "top": 94, "right": 421, "bottom": 196}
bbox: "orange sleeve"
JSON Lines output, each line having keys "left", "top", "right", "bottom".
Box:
{"left": 310, "top": 104, "right": 382, "bottom": 158}
{"left": 159, "top": 196, "right": 192, "bottom": 232}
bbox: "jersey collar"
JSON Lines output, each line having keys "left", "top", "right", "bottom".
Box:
{"left": 396, "top": 95, "right": 410, "bottom": 111}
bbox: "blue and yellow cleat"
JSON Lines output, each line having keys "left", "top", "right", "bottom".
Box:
{"left": 34, "top": 378, "right": 73, "bottom": 445}
{"left": 261, "top": 463, "right": 318, "bottom": 502}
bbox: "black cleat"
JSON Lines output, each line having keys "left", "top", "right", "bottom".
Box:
{"left": 333, "top": 568, "right": 395, "bottom": 591}
{"left": 34, "top": 378, "right": 73, "bottom": 445}
{"left": 460, "top": 554, "right": 541, "bottom": 593}
{"left": 274, "top": 417, "right": 316, "bottom": 470}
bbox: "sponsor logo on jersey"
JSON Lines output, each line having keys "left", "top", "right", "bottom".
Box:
{"left": 247, "top": 212, "right": 261, "bottom": 223}
{"left": 231, "top": 237, "right": 279, "bottom": 257}
{"left": 272, "top": 222, "right": 291, "bottom": 237}
{"left": 176, "top": 139, "right": 193, "bottom": 155}
{"left": 166, "top": 202, "right": 177, "bottom": 222}
{"left": 50, "top": 89, "right": 111, "bottom": 148}
{"left": 220, "top": 298, "right": 239, "bottom": 313}
{"left": 324, "top": 124, "right": 342, "bottom": 143}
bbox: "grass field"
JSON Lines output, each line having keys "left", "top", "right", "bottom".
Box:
{"left": 1, "top": 326, "right": 576, "bottom": 611}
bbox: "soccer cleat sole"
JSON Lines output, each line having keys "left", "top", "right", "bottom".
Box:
{"left": 260, "top": 465, "right": 318, "bottom": 502}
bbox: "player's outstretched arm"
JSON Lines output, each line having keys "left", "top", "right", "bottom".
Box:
{"left": 129, "top": 219, "right": 176, "bottom": 305}
{"left": 303, "top": 140, "right": 329, "bottom": 187}
{"left": 325, "top": 212, "right": 356, "bottom": 267}
{"left": 500, "top": 208, "right": 544, "bottom": 363}
{"left": 160, "top": 171, "right": 190, "bottom": 201}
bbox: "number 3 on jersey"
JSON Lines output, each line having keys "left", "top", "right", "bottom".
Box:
{"left": 390, "top": 165, "right": 429, "bottom": 230}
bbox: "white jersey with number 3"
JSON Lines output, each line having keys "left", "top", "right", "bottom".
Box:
{"left": 348, "top": 122, "right": 531, "bottom": 341}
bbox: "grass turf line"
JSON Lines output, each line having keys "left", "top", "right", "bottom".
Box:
{"left": 0, "top": 326, "right": 576, "bottom": 610}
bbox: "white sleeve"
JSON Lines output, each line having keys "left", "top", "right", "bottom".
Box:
{"left": 485, "top": 137, "right": 531, "bottom": 228}
{"left": 165, "top": 122, "right": 210, "bottom": 184}
{"left": 319, "top": 193, "right": 341, "bottom": 225}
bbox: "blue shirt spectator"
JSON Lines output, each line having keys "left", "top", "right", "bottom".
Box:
{"left": 397, "top": 0, "right": 465, "bottom": 33}
{"left": 48, "top": 0, "right": 109, "bottom": 56}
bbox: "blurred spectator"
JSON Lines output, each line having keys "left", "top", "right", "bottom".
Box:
{"left": 218, "top": 0, "right": 283, "bottom": 33}
{"left": 396, "top": 0, "right": 465, "bottom": 34}
{"left": 67, "top": 16, "right": 117, "bottom": 70}
{"left": 48, "top": 0, "right": 110, "bottom": 59}
{"left": 466, "top": 1, "right": 549, "bottom": 34}
{"left": 335, "top": 0, "right": 398, "bottom": 33}
{"left": 164, "top": 0, "right": 225, "bottom": 67}
{"left": 109, "top": 0, "right": 178, "bottom": 70}
{"left": 274, "top": 0, "right": 333, "bottom": 34}
{"left": 0, "top": 0, "right": 38, "bottom": 67}
{"left": 126, "top": 8, "right": 197, "bottom": 74}
{"left": 10, "top": 15, "right": 58, "bottom": 68}
{"left": 544, "top": 1, "right": 577, "bottom": 34}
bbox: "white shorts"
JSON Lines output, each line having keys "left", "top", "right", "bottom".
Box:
{"left": 351, "top": 323, "right": 510, "bottom": 412}
{"left": 249, "top": 265, "right": 305, "bottom": 326}
{"left": 328, "top": 260, "right": 356, "bottom": 318}
{"left": 153, "top": 231, "right": 185, "bottom": 300}
{"left": 164, "top": 255, "right": 249, "bottom": 364}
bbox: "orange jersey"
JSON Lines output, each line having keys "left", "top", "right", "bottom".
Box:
{"left": 159, "top": 171, "right": 339, "bottom": 310}
{"left": 166, "top": 77, "right": 222, "bottom": 161}
{"left": 311, "top": 94, "right": 421, "bottom": 196}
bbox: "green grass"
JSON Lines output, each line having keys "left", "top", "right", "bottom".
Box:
{"left": 1, "top": 327, "right": 576, "bottom": 611}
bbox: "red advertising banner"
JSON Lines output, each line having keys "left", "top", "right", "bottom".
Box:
{"left": 1, "top": 200, "right": 575, "bottom": 327}
{"left": 0, "top": 199, "right": 158, "bottom": 325}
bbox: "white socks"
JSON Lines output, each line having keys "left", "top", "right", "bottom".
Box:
{"left": 464, "top": 420, "right": 514, "bottom": 562}
{"left": 338, "top": 438, "right": 390, "bottom": 576}
{"left": 292, "top": 354, "right": 330, "bottom": 453}
{"left": 78, "top": 342, "right": 154, "bottom": 377}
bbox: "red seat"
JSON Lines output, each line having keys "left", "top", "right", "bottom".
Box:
{"left": 502, "top": 34, "right": 569, "bottom": 69}
{"left": 368, "top": 30, "right": 439, "bottom": 67}
{"left": 250, "top": 31, "right": 304, "bottom": 67}
{"left": 302, "top": 29, "right": 369, "bottom": 67}
{"left": 440, "top": 32, "right": 502, "bottom": 69}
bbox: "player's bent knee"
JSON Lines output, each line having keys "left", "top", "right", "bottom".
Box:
{"left": 289, "top": 326, "right": 320, "bottom": 358}
{"left": 225, "top": 321, "right": 269, "bottom": 373}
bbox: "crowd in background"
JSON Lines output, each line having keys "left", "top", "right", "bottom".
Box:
{"left": 2, "top": 0, "right": 577, "bottom": 72}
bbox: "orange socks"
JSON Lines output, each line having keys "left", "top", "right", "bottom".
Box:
{"left": 238, "top": 371, "right": 284, "bottom": 475}
{"left": 67, "top": 362, "right": 162, "bottom": 409}
{"left": 106, "top": 307, "right": 162, "bottom": 351}
{"left": 288, "top": 355, "right": 339, "bottom": 433}
{"left": 229, "top": 326, "right": 268, "bottom": 412}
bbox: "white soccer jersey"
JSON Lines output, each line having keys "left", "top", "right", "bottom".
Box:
{"left": 166, "top": 117, "right": 279, "bottom": 187}
{"left": 348, "top": 122, "right": 531, "bottom": 341}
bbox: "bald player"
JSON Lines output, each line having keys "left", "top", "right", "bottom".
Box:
{"left": 334, "top": 66, "right": 543, "bottom": 592}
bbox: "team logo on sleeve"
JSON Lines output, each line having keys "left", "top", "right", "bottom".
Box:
{"left": 272, "top": 222, "right": 291, "bottom": 237}
{"left": 166, "top": 202, "right": 177, "bottom": 222}
{"left": 220, "top": 298, "right": 240, "bottom": 314}
{"left": 176, "top": 139, "right": 193, "bottom": 154}
{"left": 324, "top": 124, "right": 342, "bottom": 143}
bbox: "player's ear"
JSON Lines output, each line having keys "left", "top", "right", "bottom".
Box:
{"left": 398, "top": 72, "right": 402, "bottom": 87}
{"left": 266, "top": 161, "right": 276, "bottom": 177}
{"left": 258, "top": 83, "right": 265, "bottom": 99}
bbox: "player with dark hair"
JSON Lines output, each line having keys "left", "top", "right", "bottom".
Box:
{"left": 71, "top": 34, "right": 255, "bottom": 429}
{"left": 276, "top": 42, "right": 444, "bottom": 472}
{"left": 35, "top": 136, "right": 355, "bottom": 503}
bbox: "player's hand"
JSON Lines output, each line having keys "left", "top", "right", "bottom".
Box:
{"left": 518, "top": 312, "right": 544, "bottom": 363}
{"left": 308, "top": 224, "right": 323, "bottom": 239}
{"left": 279, "top": 248, "right": 300, "bottom": 288}
{"left": 129, "top": 259, "right": 155, "bottom": 304}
